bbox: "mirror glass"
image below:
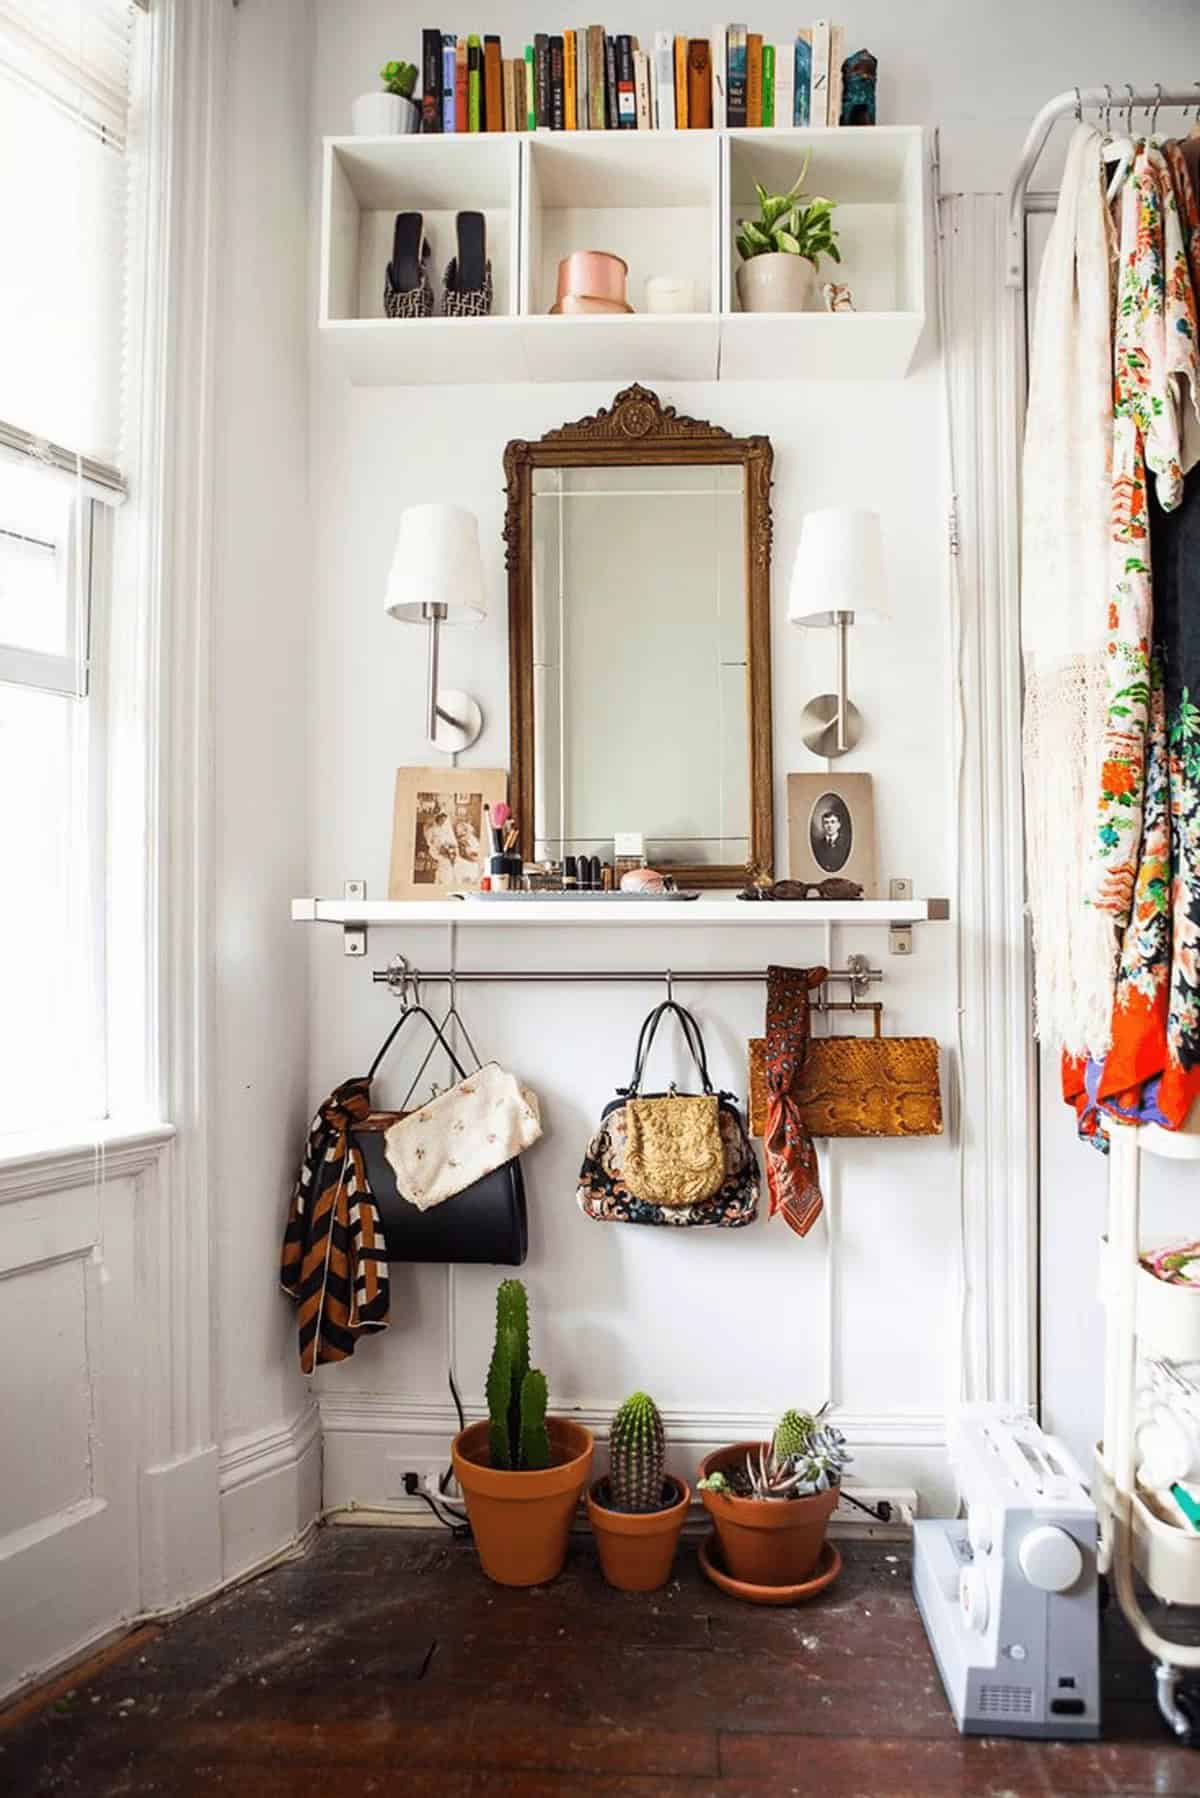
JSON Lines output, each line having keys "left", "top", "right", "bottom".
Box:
{"left": 530, "top": 463, "right": 748, "bottom": 868}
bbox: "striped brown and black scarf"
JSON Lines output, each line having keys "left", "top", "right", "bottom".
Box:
{"left": 280, "top": 1078, "right": 389, "bottom": 1372}
{"left": 763, "top": 964, "right": 828, "bottom": 1238}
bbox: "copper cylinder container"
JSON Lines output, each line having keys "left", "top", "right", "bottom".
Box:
{"left": 550, "top": 249, "right": 632, "bottom": 315}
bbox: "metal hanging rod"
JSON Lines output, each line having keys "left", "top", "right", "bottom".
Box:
{"left": 1005, "top": 82, "right": 1200, "bottom": 286}
{"left": 372, "top": 954, "right": 881, "bottom": 999}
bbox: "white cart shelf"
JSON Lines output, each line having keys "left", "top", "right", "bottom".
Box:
{"left": 292, "top": 896, "right": 950, "bottom": 927}
{"left": 318, "top": 125, "right": 925, "bottom": 386}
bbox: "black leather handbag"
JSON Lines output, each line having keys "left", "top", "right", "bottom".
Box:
{"left": 354, "top": 1007, "right": 528, "bottom": 1267}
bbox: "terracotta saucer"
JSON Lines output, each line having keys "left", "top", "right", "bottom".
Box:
{"left": 698, "top": 1533, "right": 842, "bottom": 1605}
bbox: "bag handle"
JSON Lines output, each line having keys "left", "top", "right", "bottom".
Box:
{"left": 366, "top": 1005, "right": 470, "bottom": 1088}
{"left": 623, "top": 999, "right": 714, "bottom": 1097}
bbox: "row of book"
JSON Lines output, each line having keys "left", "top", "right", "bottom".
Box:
{"left": 418, "top": 24, "right": 875, "bottom": 134}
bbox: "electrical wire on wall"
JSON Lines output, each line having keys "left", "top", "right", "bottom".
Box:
{"left": 930, "top": 128, "right": 975, "bottom": 1411}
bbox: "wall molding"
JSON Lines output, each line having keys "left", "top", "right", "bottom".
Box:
{"left": 937, "top": 183, "right": 1037, "bottom": 1411}
{"left": 219, "top": 1403, "right": 322, "bottom": 1495}
{"left": 218, "top": 1403, "right": 323, "bottom": 1585}
{"left": 0, "top": 1125, "right": 174, "bottom": 1204}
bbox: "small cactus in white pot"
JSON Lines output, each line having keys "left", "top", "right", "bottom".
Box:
{"left": 587, "top": 1392, "right": 690, "bottom": 1592}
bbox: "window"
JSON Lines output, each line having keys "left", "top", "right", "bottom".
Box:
{"left": 0, "top": 1, "right": 143, "bottom": 1135}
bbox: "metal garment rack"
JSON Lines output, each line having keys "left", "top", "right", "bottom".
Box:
{"left": 1004, "top": 82, "right": 1200, "bottom": 286}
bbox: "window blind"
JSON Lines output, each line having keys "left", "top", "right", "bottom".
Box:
{"left": 0, "top": 1, "right": 140, "bottom": 479}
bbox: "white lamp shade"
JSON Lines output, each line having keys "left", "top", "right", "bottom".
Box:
{"left": 788, "top": 508, "right": 887, "bottom": 626}
{"left": 384, "top": 503, "right": 486, "bottom": 623}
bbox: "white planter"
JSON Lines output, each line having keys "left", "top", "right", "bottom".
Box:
{"left": 351, "top": 91, "right": 420, "bottom": 136}
{"left": 735, "top": 252, "right": 819, "bottom": 314}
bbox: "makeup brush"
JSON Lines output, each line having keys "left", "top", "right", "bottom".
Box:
{"left": 484, "top": 802, "right": 503, "bottom": 856}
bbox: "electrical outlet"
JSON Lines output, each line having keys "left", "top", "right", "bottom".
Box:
{"left": 828, "top": 1485, "right": 917, "bottom": 1538}
{"left": 385, "top": 1451, "right": 453, "bottom": 1502}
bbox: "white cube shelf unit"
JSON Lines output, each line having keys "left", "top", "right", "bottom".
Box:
{"left": 318, "top": 126, "right": 925, "bottom": 387}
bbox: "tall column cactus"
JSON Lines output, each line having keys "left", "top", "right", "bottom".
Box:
{"left": 608, "top": 1391, "right": 666, "bottom": 1512}
{"left": 485, "top": 1279, "right": 549, "bottom": 1471}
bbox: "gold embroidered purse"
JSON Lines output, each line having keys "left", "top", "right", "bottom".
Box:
{"left": 623, "top": 1093, "right": 725, "bottom": 1208}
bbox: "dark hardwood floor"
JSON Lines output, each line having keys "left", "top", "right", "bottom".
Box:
{"left": 2, "top": 1528, "right": 1197, "bottom": 1795}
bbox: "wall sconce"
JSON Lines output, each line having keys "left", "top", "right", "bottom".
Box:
{"left": 788, "top": 508, "right": 886, "bottom": 759}
{"left": 385, "top": 503, "right": 485, "bottom": 752}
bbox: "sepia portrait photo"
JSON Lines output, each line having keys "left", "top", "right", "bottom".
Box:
{"left": 389, "top": 766, "right": 508, "bottom": 900}
{"left": 787, "top": 772, "right": 877, "bottom": 896}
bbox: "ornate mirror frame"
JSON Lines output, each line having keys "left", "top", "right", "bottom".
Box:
{"left": 503, "top": 385, "right": 774, "bottom": 890}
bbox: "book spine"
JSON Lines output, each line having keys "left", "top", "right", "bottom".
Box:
{"left": 513, "top": 56, "right": 526, "bottom": 130}
{"left": 467, "top": 35, "right": 482, "bottom": 132}
{"left": 634, "top": 50, "right": 651, "bottom": 130}
{"left": 588, "top": 26, "right": 607, "bottom": 129}
{"left": 576, "top": 29, "right": 589, "bottom": 129}
{"left": 454, "top": 38, "right": 468, "bottom": 132}
{"left": 564, "top": 29, "right": 577, "bottom": 129}
{"left": 709, "top": 25, "right": 726, "bottom": 129}
{"left": 615, "top": 34, "right": 636, "bottom": 129}
{"left": 605, "top": 36, "right": 618, "bottom": 129}
{"left": 534, "top": 33, "right": 550, "bottom": 129}
{"left": 421, "top": 27, "right": 443, "bottom": 131}
{"left": 774, "top": 48, "right": 793, "bottom": 129}
{"left": 827, "top": 23, "right": 844, "bottom": 128}
{"left": 726, "top": 24, "right": 747, "bottom": 128}
{"left": 549, "top": 35, "right": 565, "bottom": 130}
{"left": 810, "top": 18, "right": 831, "bottom": 126}
{"left": 484, "top": 35, "right": 502, "bottom": 131}
{"left": 794, "top": 30, "right": 811, "bottom": 126}
{"left": 686, "top": 39, "right": 712, "bottom": 129}
{"left": 746, "top": 33, "right": 762, "bottom": 127}
{"left": 524, "top": 45, "right": 536, "bottom": 129}
{"left": 674, "top": 34, "right": 689, "bottom": 129}
{"left": 442, "top": 36, "right": 456, "bottom": 132}
{"left": 502, "top": 57, "right": 516, "bottom": 131}
{"left": 761, "top": 43, "right": 775, "bottom": 127}
{"left": 654, "top": 30, "right": 675, "bottom": 129}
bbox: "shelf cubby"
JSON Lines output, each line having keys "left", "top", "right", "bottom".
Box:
{"left": 317, "top": 126, "right": 925, "bottom": 386}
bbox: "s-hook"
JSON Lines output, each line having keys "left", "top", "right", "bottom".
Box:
{"left": 1103, "top": 84, "right": 1113, "bottom": 133}
{"left": 1124, "top": 82, "right": 1135, "bottom": 134}
{"left": 1151, "top": 83, "right": 1163, "bottom": 134}
{"left": 665, "top": 968, "right": 675, "bottom": 1004}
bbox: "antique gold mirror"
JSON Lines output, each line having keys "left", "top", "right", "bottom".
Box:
{"left": 504, "top": 386, "right": 774, "bottom": 889}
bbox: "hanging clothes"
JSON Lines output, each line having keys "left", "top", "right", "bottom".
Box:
{"left": 1021, "top": 125, "right": 1118, "bottom": 1058}
{"left": 763, "top": 964, "right": 827, "bottom": 1237}
{"left": 1066, "top": 143, "right": 1200, "bottom": 1143}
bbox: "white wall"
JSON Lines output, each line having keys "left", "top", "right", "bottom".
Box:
{"left": 306, "top": 1, "right": 1200, "bottom": 1511}
{"left": 210, "top": 0, "right": 320, "bottom": 1580}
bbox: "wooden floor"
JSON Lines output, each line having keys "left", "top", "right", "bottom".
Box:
{"left": 3, "top": 1527, "right": 1198, "bottom": 1796}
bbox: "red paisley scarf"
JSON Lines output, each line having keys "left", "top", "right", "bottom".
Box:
{"left": 764, "top": 964, "right": 828, "bottom": 1236}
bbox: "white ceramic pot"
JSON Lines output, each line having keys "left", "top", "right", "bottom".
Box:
{"left": 735, "top": 252, "right": 819, "bottom": 314}
{"left": 351, "top": 91, "right": 420, "bottom": 136}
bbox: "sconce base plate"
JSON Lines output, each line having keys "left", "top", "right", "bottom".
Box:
{"left": 801, "top": 694, "right": 863, "bottom": 759}
{"left": 431, "top": 688, "right": 483, "bottom": 753}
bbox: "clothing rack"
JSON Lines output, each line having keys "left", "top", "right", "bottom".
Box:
{"left": 1005, "top": 83, "right": 1200, "bottom": 286}
{"left": 372, "top": 953, "right": 881, "bottom": 1002}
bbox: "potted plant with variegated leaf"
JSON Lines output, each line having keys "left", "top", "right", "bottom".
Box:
{"left": 735, "top": 157, "right": 841, "bottom": 314}
{"left": 586, "top": 1392, "right": 690, "bottom": 1592}
{"left": 351, "top": 59, "right": 421, "bottom": 136}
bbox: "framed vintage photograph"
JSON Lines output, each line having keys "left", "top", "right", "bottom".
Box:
{"left": 786, "top": 772, "right": 877, "bottom": 896}
{"left": 388, "top": 766, "right": 508, "bottom": 900}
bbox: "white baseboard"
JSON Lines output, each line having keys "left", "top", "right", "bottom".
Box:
{"left": 318, "top": 1396, "right": 954, "bottom": 1518}
{"left": 218, "top": 1403, "right": 322, "bottom": 1585}
{"left": 140, "top": 1443, "right": 223, "bottom": 1611}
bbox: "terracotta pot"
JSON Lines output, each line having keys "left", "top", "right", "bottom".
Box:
{"left": 735, "top": 252, "right": 818, "bottom": 314}
{"left": 452, "top": 1417, "right": 594, "bottom": 1587}
{"left": 698, "top": 1442, "right": 838, "bottom": 1587}
{"left": 586, "top": 1476, "right": 691, "bottom": 1592}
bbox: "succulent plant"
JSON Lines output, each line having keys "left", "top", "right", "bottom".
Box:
{"left": 486, "top": 1280, "right": 549, "bottom": 1471}
{"left": 698, "top": 1404, "right": 851, "bottom": 1502}
{"left": 736, "top": 157, "right": 841, "bottom": 267}
{"left": 380, "top": 59, "right": 418, "bottom": 99}
{"left": 608, "top": 1392, "right": 667, "bottom": 1513}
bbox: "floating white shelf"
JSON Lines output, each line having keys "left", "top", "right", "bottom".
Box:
{"left": 318, "top": 126, "right": 925, "bottom": 386}
{"left": 292, "top": 896, "right": 950, "bottom": 927}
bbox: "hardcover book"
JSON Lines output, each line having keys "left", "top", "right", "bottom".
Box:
{"left": 746, "top": 33, "right": 763, "bottom": 126}
{"left": 615, "top": 33, "right": 636, "bottom": 128}
{"left": 827, "top": 23, "right": 845, "bottom": 129}
{"left": 534, "top": 33, "right": 550, "bottom": 129}
{"left": 634, "top": 50, "right": 651, "bottom": 129}
{"left": 726, "top": 23, "right": 747, "bottom": 128}
{"left": 761, "top": 43, "right": 775, "bottom": 126}
{"left": 605, "top": 35, "right": 618, "bottom": 128}
{"left": 588, "top": 26, "right": 607, "bottom": 129}
{"left": 774, "top": 45, "right": 793, "bottom": 129}
{"left": 524, "top": 44, "right": 536, "bottom": 129}
{"left": 674, "top": 34, "right": 689, "bottom": 129}
{"left": 709, "top": 24, "right": 726, "bottom": 128}
{"left": 484, "top": 35, "right": 502, "bottom": 131}
{"left": 654, "top": 30, "right": 675, "bottom": 129}
{"left": 421, "top": 27, "right": 443, "bottom": 131}
{"left": 514, "top": 56, "right": 529, "bottom": 129}
{"left": 686, "top": 38, "right": 712, "bottom": 129}
{"left": 564, "top": 29, "right": 577, "bottom": 128}
{"left": 549, "top": 35, "right": 565, "bottom": 130}
{"left": 454, "top": 37, "right": 468, "bottom": 132}
{"left": 442, "top": 35, "right": 456, "bottom": 133}
{"left": 794, "top": 29, "right": 811, "bottom": 126}
{"left": 575, "top": 28, "right": 589, "bottom": 129}
{"left": 502, "top": 56, "right": 516, "bottom": 131}
{"left": 810, "top": 18, "right": 831, "bottom": 126}
{"left": 467, "top": 35, "right": 482, "bottom": 132}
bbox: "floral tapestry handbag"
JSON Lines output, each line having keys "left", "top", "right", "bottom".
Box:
{"left": 577, "top": 1001, "right": 759, "bottom": 1228}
